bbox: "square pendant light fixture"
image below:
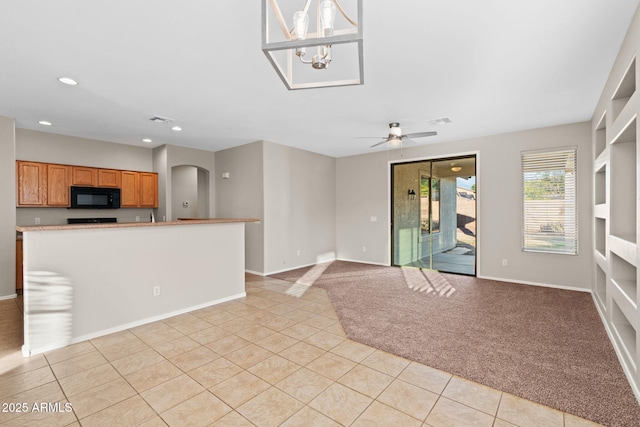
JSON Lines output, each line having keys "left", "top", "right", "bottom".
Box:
{"left": 262, "top": 0, "right": 363, "bottom": 90}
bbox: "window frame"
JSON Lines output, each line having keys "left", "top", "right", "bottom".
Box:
{"left": 521, "top": 147, "right": 578, "bottom": 255}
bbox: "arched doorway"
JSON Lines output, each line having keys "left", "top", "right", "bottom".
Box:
{"left": 170, "top": 165, "right": 210, "bottom": 219}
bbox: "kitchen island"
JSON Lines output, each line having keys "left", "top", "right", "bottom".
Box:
{"left": 17, "top": 218, "right": 259, "bottom": 356}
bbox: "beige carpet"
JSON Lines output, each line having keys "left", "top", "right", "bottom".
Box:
{"left": 270, "top": 261, "right": 640, "bottom": 427}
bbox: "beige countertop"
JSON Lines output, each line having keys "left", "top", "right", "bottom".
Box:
{"left": 16, "top": 218, "right": 260, "bottom": 232}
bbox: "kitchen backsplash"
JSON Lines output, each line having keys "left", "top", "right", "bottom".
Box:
{"left": 16, "top": 207, "right": 157, "bottom": 227}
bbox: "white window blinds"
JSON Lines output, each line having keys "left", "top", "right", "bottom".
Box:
{"left": 522, "top": 147, "right": 577, "bottom": 255}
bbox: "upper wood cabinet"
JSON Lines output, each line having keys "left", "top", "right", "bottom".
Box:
{"left": 16, "top": 161, "right": 158, "bottom": 209}
{"left": 16, "top": 161, "right": 47, "bottom": 206}
{"left": 47, "top": 164, "right": 71, "bottom": 206}
{"left": 72, "top": 166, "right": 98, "bottom": 186}
{"left": 120, "top": 171, "right": 140, "bottom": 208}
{"left": 121, "top": 171, "right": 158, "bottom": 208}
{"left": 98, "top": 169, "right": 121, "bottom": 188}
{"left": 139, "top": 173, "right": 158, "bottom": 208}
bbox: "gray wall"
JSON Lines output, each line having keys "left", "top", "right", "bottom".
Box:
{"left": 214, "top": 140, "right": 337, "bottom": 275}
{"left": 0, "top": 117, "right": 16, "bottom": 298}
{"left": 16, "top": 129, "right": 152, "bottom": 170}
{"left": 337, "top": 122, "right": 592, "bottom": 290}
{"left": 158, "top": 145, "right": 216, "bottom": 222}
{"left": 263, "top": 141, "right": 336, "bottom": 274}
{"left": 215, "top": 141, "right": 265, "bottom": 273}
{"left": 171, "top": 165, "right": 199, "bottom": 219}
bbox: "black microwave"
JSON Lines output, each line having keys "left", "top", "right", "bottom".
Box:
{"left": 70, "top": 186, "right": 121, "bottom": 209}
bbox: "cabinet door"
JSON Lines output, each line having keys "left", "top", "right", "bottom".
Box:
{"left": 72, "top": 166, "right": 97, "bottom": 186}
{"left": 16, "top": 161, "right": 47, "bottom": 206}
{"left": 120, "top": 171, "right": 140, "bottom": 208}
{"left": 98, "top": 169, "right": 121, "bottom": 187}
{"left": 139, "top": 173, "right": 158, "bottom": 208}
{"left": 47, "top": 164, "right": 71, "bottom": 206}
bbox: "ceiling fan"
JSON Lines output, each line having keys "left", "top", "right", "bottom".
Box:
{"left": 367, "top": 123, "right": 438, "bottom": 148}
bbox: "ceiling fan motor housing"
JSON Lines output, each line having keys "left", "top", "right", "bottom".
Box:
{"left": 389, "top": 122, "right": 402, "bottom": 138}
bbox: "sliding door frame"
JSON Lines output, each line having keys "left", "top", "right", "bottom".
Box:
{"left": 388, "top": 151, "right": 480, "bottom": 276}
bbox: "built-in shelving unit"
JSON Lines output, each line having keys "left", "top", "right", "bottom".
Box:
{"left": 592, "top": 53, "right": 639, "bottom": 400}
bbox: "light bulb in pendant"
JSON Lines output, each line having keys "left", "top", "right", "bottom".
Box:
{"left": 293, "top": 11, "right": 309, "bottom": 40}
{"left": 320, "top": 0, "right": 337, "bottom": 35}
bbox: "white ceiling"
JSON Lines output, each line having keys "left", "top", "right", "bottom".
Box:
{"left": 1, "top": 0, "right": 638, "bottom": 158}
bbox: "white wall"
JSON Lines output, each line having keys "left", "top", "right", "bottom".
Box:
{"left": 0, "top": 116, "right": 16, "bottom": 299}
{"left": 215, "top": 141, "right": 265, "bottom": 273}
{"left": 337, "top": 122, "right": 593, "bottom": 290}
{"left": 263, "top": 141, "right": 336, "bottom": 274}
{"left": 22, "top": 223, "right": 246, "bottom": 354}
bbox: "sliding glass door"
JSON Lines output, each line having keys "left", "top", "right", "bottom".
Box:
{"left": 392, "top": 155, "right": 476, "bottom": 275}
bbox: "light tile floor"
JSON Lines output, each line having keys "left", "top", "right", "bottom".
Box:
{"left": 0, "top": 274, "right": 603, "bottom": 426}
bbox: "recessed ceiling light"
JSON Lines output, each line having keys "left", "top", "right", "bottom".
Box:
{"left": 38, "top": 120, "right": 52, "bottom": 126}
{"left": 58, "top": 77, "right": 78, "bottom": 86}
{"left": 171, "top": 126, "right": 182, "bottom": 131}
{"left": 142, "top": 138, "right": 153, "bottom": 143}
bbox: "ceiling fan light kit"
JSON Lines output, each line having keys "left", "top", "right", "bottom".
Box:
{"left": 369, "top": 122, "right": 438, "bottom": 148}
{"left": 262, "top": 0, "right": 363, "bottom": 90}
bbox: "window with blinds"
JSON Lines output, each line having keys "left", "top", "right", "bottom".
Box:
{"left": 522, "top": 147, "right": 577, "bottom": 255}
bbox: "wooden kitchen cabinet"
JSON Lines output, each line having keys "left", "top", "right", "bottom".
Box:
{"left": 120, "top": 171, "right": 140, "bottom": 207}
{"left": 98, "top": 169, "right": 121, "bottom": 187}
{"left": 16, "top": 161, "right": 47, "bottom": 206}
{"left": 47, "top": 164, "right": 71, "bottom": 206}
{"left": 17, "top": 161, "right": 158, "bottom": 209}
{"left": 72, "top": 166, "right": 98, "bottom": 186}
{"left": 120, "top": 171, "right": 158, "bottom": 208}
{"left": 139, "top": 173, "right": 158, "bottom": 208}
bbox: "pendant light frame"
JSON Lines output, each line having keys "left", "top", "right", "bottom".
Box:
{"left": 262, "top": 0, "right": 364, "bottom": 90}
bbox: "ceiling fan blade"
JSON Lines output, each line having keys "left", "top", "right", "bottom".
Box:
{"left": 370, "top": 140, "right": 389, "bottom": 148}
{"left": 404, "top": 131, "right": 438, "bottom": 139}
{"left": 357, "top": 136, "right": 386, "bottom": 139}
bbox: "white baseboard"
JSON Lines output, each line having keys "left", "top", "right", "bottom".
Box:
{"left": 22, "top": 292, "right": 246, "bottom": 356}
{"left": 336, "top": 257, "right": 389, "bottom": 267}
{"left": 0, "top": 293, "right": 18, "bottom": 301}
{"left": 262, "top": 261, "right": 327, "bottom": 277}
{"left": 477, "top": 275, "right": 591, "bottom": 293}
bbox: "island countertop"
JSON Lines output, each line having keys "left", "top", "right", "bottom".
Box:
{"left": 16, "top": 218, "right": 260, "bottom": 232}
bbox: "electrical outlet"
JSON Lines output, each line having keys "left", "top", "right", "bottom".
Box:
{"left": 296, "top": 249, "right": 300, "bottom": 256}
{"left": 136, "top": 216, "right": 140, "bottom": 222}
{"left": 502, "top": 259, "right": 508, "bottom": 266}
{"left": 362, "top": 246, "right": 367, "bottom": 252}
{"left": 153, "top": 286, "right": 160, "bottom": 296}
{"left": 34, "top": 218, "right": 41, "bottom": 225}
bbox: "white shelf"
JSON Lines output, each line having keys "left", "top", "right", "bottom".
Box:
{"left": 611, "top": 57, "right": 636, "bottom": 123}
{"left": 611, "top": 299, "right": 637, "bottom": 372}
{"left": 610, "top": 235, "right": 637, "bottom": 266}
